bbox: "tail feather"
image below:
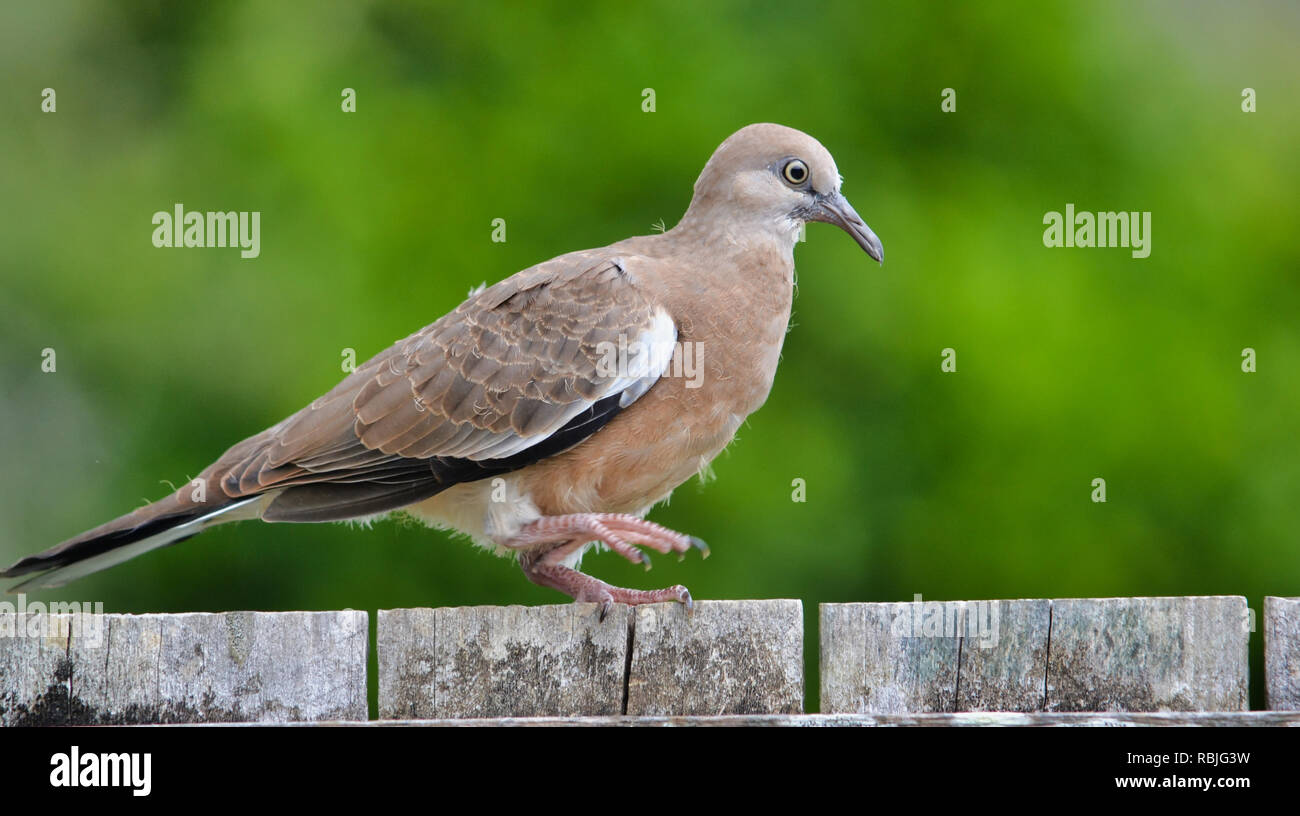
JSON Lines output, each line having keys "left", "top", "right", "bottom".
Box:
{"left": 3, "top": 496, "right": 261, "bottom": 592}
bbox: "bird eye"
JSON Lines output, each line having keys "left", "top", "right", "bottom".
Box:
{"left": 782, "top": 159, "right": 809, "bottom": 186}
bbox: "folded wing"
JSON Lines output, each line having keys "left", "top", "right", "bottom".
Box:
{"left": 215, "top": 254, "right": 676, "bottom": 521}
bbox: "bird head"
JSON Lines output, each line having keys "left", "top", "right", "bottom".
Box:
{"left": 682, "top": 123, "right": 883, "bottom": 264}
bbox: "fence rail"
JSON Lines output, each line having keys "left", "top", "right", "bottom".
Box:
{"left": 2, "top": 596, "right": 1297, "bottom": 725}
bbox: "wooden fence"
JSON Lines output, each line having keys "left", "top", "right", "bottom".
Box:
{"left": 2, "top": 596, "right": 1298, "bottom": 726}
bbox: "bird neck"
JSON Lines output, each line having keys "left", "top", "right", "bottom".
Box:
{"left": 669, "top": 205, "right": 801, "bottom": 266}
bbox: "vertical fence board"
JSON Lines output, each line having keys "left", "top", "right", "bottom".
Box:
{"left": 1265, "top": 597, "right": 1299, "bottom": 711}
{"left": 821, "top": 602, "right": 960, "bottom": 714}
{"left": 626, "top": 600, "right": 803, "bottom": 716}
{"left": 1045, "top": 597, "right": 1248, "bottom": 712}
{"left": 956, "top": 600, "right": 1051, "bottom": 711}
{"left": 823, "top": 597, "right": 1248, "bottom": 714}
{"left": 1, "top": 611, "right": 368, "bottom": 724}
{"left": 0, "top": 613, "right": 75, "bottom": 726}
{"left": 377, "top": 604, "right": 630, "bottom": 719}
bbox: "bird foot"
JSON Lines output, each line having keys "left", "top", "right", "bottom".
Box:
{"left": 521, "top": 561, "right": 692, "bottom": 620}
{"left": 506, "top": 513, "right": 707, "bottom": 616}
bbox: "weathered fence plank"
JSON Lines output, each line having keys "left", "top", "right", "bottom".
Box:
{"left": 377, "top": 600, "right": 803, "bottom": 719}
{"left": 820, "top": 599, "right": 1050, "bottom": 713}
{"left": 1046, "top": 597, "right": 1248, "bottom": 712}
{"left": 822, "top": 596, "right": 1249, "bottom": 714}
{"left": 626, "top": 599, "right": 802, "bottom": 715}
{"left": 0, "top": 611, "right": 368, "bottom": 724}
{"left": 1265, "top": 596, "right": 1300, "bottom": 710}
{"left": 0, "top": 613, "right": 74, "bottom": 726}
{"left": 820, "top": 601, "right": 960, "bottom": 714}
{"left": 957, "top": 600, "right": 1051, "bottom": 711}
{"left": 377, "top": 604, "right": 631, "bottom": 719}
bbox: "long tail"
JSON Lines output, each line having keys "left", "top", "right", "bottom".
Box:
{"left": 2, "top": 493, "right": 262, "bottom": 592}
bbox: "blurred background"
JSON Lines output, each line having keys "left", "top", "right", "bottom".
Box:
{"left": 1, "top": 1, "right": 1296, "bottom": 712}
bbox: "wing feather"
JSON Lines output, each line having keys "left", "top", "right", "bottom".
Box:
{"left": 202, "top": 255, "right": 676, "bottom": 519}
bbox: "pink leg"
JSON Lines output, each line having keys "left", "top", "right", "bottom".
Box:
{"left": 504, "top": 513, "right": 708, "bottom": 617}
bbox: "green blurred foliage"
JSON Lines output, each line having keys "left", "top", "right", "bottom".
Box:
{"left": 1, "top": 1, "right": 1296, "bottom": 711}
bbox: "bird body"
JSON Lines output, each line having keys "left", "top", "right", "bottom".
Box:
{"left": 4, "top": 123, "right": 882, "bottom": 610}
{"left": 413, "top": 234, "right": 795, "bottom": 552}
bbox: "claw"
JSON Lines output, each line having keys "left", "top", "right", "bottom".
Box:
{"left": 640, "top": 550, "right": 652, "bottom": 571}
{"left": 689, "top": 536, "right": 710, "bottom": 559}
{"left": 598, "top": 597, "right": 613, "bottom": 622}
{"left": 679, "top": 586, "right": 694, "bottom": 613}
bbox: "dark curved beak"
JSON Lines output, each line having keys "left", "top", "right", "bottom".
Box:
{"left": 807, "top": 191, "right": 883, "bottom": 264}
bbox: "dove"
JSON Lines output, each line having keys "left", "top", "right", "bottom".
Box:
{"left": 3, "top": 123, "right": 883, "bottom": 614}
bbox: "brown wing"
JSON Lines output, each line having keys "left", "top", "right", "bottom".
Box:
{"left": 202, "top": 253, "right": 673, "bottom": 521}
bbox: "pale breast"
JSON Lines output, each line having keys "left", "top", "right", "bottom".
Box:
{"left": 518, "top": 244, "right": 796, "bottom": 517}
